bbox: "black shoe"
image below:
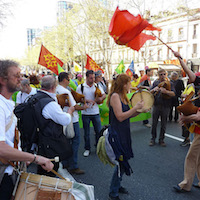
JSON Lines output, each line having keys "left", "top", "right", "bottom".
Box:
{"left": 193, "top": 183, "right": 200, "bottom": 188}
{"left": 119, "top": 186, "right": 129, "bottom": 194}
{"left": 180, "top": 139, "right": 190, "bottom": 147}
{"left": 149, "top": 140, "right": 155, "bottom": 146}
{"left": 173, "top": 184, "right": 188, "bottom": 193}
{"left": 108, "top": 195, "right": 121, "bottom": 200}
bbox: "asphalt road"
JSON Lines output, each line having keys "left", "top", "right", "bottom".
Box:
{"left": 60, "top": 119, "right": 200, "bottom": 200}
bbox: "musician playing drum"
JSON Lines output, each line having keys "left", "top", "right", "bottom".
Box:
{"left": 0, "top": 60, "right": 54, "bottom": 200}
{"left": 149, "top": 68, "right": 175, "bottom": 147}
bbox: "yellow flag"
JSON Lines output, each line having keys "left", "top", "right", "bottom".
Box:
{"left": 74, "top": 61, "right": 81, "bottom": 72}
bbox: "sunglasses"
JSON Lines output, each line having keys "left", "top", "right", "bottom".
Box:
{"left": 159, "top": 73, "right": 166, "bottom": 76}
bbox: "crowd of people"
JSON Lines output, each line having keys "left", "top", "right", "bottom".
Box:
{"left": 1, "top": 50, "right": 200, "bottom": 200}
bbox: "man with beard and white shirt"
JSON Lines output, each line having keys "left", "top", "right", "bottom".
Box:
{"left": 56, "top": 72, "right": 88, "bottom": 174}
{"left": 0, "top": 60, "right": 54, "bottom": 200}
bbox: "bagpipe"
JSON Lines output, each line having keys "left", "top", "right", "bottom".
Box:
{"left": 153, "top": 80, "right": 171, "bottom": 99}
{"left": 95, "top": 86, "right": 104, "bottom": 104}
{"left": 56, "top": 93, "right": 70, "bottom": 108}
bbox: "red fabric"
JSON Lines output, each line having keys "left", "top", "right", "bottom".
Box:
{"left": 38, "top": 45, "right": 64, "bottom": 75}
{"left": 109, "top": 7, "right": 161, "bottom": 51}
{"left": 194, "top": 126, "right": 200, "bottom": 134}
{"left": 85, "top": 54, "right": 104, "bottom": 73}
{"left": 139, "top": 74, "right": 151, "bottom": 85}
{"left": 126, "top": 68, "right": 133, "bottom": 77}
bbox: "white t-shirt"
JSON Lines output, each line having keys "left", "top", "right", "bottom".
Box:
{"left": 40, "top": 90, "right": 72, "bottom": 126}
{"left": 0, "top": 94, "right": 20, "bottom": 175}
{"left": 56, "top": 85, "right": 79, "bottom": 123}
{"left": 76, "top": 82, "right": 105, "bottom": 115}
{"left": 16, "top": 87, "right": 37, "bottom": 104}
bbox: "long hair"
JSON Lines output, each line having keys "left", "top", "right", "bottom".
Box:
{"left": 107, "top": 74, "right": 131, "bottom": 106}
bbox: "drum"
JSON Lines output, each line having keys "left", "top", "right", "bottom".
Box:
{"left": 14, "top": 172, "right": 75, "bottom": 200}
{"left": 130, "top": 90, "right": 154, "bottom": 112}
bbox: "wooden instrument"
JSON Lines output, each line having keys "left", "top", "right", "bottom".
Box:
{"left": 14, "top": 172, "right": 75, "bottom": 200}
{"left": 154, "top": 80, "right": 171, "bottom": 99}
{"left": 130, "top": 90, "right": 154, "bottom": 112}
{"left": 56, "top": 93, "right": 70, "bottom": 108}
{"left": 95, "top": 87, "right": 104, "bottom": 104}
{"left": 177, "top": 91, "right": 199, "bottom": 116}
{"left": 71, "top": 89, "right": 85, "bottom": 103}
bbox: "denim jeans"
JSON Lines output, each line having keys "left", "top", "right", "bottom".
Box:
{"left": 109, "top": 166, "right": 124, "bottom": 197}
{"left": 62, "top": 122, "right": 80, "bottom": 169}
{"left": 82, "top": 114, "right": 102, "bottom": 150}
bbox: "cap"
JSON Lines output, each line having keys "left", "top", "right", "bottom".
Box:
{"left": 77, "top": 74, "right": 82, "bottom": 78}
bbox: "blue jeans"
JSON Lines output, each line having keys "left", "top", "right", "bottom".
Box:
{"left": 109, "top": 166, "right": 124, "bottom": 197}
{"left": 82, "top": 114, "right": 102, "bottom": 150}
{"left": 62, "top": 122, "right": 80, "bottom": 169}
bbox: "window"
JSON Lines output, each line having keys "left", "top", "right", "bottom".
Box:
{"left": 192, "top": 44, "right": 197, "bottom": 57}
{"left": 178, "top": 28, "right": 184, "bottom": 40}
{"left": 149, "top": 50, "right": 153, "bottom": 61}
{"left": 193, "top": 24, "right": 198, "bottom": 39}
{"left": 157, "top": 49, "right": 162, "bottom": 60}
{"left": 167, "top": 29, "right": 173, "bottom": 42}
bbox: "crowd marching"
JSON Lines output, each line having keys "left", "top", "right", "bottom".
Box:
{"left": 1, "top": 51, "right": 200, "bottom": 200}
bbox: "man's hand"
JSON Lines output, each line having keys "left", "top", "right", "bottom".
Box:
{"left": 36, "top": 155, "right": 54, "bottom": 172}
{"left": 68, "top": 106, "right": 75, "bottom": 115}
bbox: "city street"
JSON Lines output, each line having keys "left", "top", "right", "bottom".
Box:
{"left": 61, "top": 119, "right": 200, "bottom": 200}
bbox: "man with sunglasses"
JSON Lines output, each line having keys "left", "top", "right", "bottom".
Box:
{"left": 149, "top": 69, "right": 175, "bottom": 147}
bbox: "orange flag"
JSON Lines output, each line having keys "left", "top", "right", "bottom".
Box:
{"left": 109, "top": 7, "right": 161, "bottom": 51}
{"left": 85, "top": 54, "right": 104, "bottom": 73}
{"left": 38, "top": 44, "right": 64, "bottom": 75}
{"left": 126, "top": 68, "right": 133, "bottom": 77}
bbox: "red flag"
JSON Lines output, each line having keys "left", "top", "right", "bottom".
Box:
{"left": 38, "top": 45, "right": 64, "bottom": 75}
{"left": 126, "top": 68, "right": 133, "bottom": 77}
{"left": 109, "top": 7, "right": 161, "bottom": 51}
{"left": 85, "top": 54, "right": 104, "bottom": 73}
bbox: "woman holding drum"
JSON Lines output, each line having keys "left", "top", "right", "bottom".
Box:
{"left": 107, "top": 74, "right": 144, "bottom": 200}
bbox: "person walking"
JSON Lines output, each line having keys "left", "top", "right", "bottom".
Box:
{"left": 107, "top": 74, "right": 144, "bottom": 200}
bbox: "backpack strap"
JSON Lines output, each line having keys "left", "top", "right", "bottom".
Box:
{"left": 81, "top": 84, "right": 84, "bottom": 94}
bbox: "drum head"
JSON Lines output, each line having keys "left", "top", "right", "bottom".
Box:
{"left": 131, "top": 90, "right": 154, "bottom": 112}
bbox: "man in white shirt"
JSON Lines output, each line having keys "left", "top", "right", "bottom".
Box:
{"left": 0, "top": 60, "right": 54, "bottom": 199}
{"left": 56, "top": 72, "right": 88, "bottom": 174}
{"left": 16, "top": 78, "right": 37, "bottom": 104}
{"left": 76, "top": 70, "right": 106, "bottom": 157}
{"left": 33, "top": 75, "right": 75, "bottom": 177}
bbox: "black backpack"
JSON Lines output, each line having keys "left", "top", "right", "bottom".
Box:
{"left": 14, "top": 94, "right": 53, "bottom": 153}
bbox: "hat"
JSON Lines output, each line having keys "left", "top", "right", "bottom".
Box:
{"left": 95, "top": 70, "right": 102, "bottom": 78}
{"left": 77, "top": 74, "right": 82, "bottom": 78}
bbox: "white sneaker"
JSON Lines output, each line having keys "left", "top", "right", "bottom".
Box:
{"left": 144, "top": 123, "right": 151, "bottom": 128}
{"left": 83, "top": 150, "right": 90, "bottom": 157}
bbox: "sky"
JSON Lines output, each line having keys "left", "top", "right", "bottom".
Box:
{"left": 0, "top": 0, "right": 200, "bottom": 59}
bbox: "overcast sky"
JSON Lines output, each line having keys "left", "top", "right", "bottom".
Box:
{"left": 0, "top": 0, "right": 199, "bottom": 59}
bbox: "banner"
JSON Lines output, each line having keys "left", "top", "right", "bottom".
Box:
{"left": 85, "top": 54, "right": 104, "bottom": 73}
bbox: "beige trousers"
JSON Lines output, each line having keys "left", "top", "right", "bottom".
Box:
{"left": 179, "top": 133, "right": 200, "bottom": 191}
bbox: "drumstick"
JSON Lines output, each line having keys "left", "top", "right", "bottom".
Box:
{"left": 139, "top": 88, "right": 143, "bottom": 100}
{"left": 152, "top": 32, "right": 183, "bottom": 59}
{"left": 51, "top": 169, "right": 66, "bottom": 180}
{"left": 49, "top": 156, "right": 59, "bottom": 162}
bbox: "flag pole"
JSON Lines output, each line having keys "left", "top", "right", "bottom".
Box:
{"left": 152, "top": 32, "right": 183, "bottom": 59}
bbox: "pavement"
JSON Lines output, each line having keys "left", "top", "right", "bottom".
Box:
{"left": 59, "top": 119, "right": 200, "bottom": 200}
